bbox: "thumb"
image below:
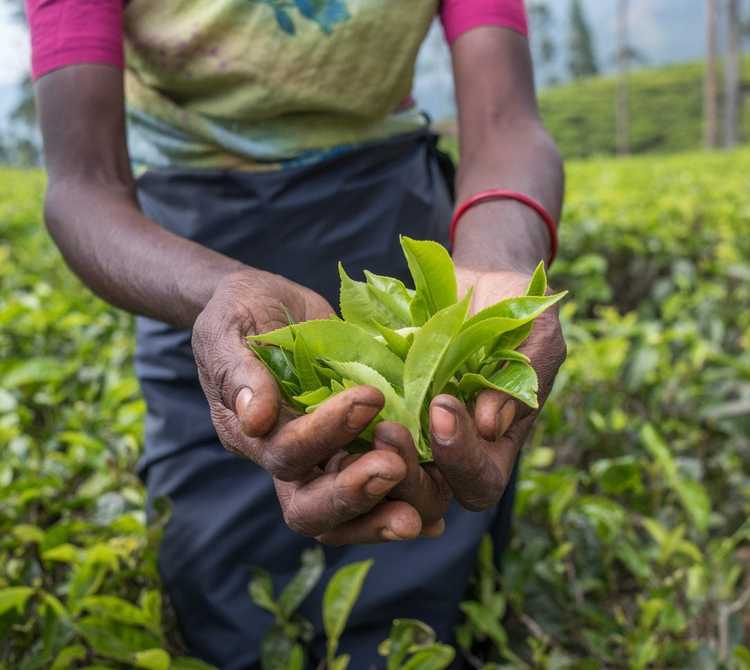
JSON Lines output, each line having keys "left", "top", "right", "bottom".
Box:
{"left": 192, "top": 308, "right": 281, "bottom": 438}
{"left": 230, "top": 348, "right": 281, "bottom": 437}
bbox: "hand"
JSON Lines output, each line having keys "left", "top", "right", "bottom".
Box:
{"left": 192, "top": 270, "right": 448, "bottom": 544}
{"left": 427, "top": 267, "right": 567, "bottom": 511}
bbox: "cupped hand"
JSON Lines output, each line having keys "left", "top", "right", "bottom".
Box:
{"left": 192, "top": 270, "right": 448, "bottom": 544}
{"left": 427, "top": 267, "right": 567, "bottom": 511}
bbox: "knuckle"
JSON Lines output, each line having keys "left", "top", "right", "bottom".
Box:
{"left": 282, "top": 499, "right": 318, "bottom": 537}
{"left": 457, "top": 470, "right": 506, "bottom": 512}
{"left": 262, "top": 447, "right": 301, "bottom": 481}
{"left": 460, "top": 489, "right": 502, "bottom": 512}
{"left": 212, "top": 356, "right": 244, "bottom": 409}
{"left": 331, "top": 488, "right": 364, "bottom": 519}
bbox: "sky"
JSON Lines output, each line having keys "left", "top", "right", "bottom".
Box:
{"left": 0, "top": 0, "right": 28, "bottom": 86}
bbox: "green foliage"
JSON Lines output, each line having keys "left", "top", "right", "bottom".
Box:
{"left": 323, "top": 559, "right": 372, "bottom": 669}
{"left": 249, "top": 239, "right": 562, "bottom": 461}
{"left": 2, "top": 144, "right": 750, "bottom": 668}
{"left": 479, "top": 148, "right": 750, "bottom": 668}
{"left": 252, "top": 548, "right": 453, "bottom": 670}
{"left": 538, "top": 57, "right": 750, "bottom": 159}
{"left": 248, "top": 547, "right": 324, "bottom": 670}
{"left": 0, "top": 170, "right": 212, "bottom": 668}
{"left": 566, "top": 0, "right": 599, "bottom": 79}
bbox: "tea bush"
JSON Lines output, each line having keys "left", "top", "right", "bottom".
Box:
{"left": 537, "top": 58, "right": 750, "bottom": 159}
{"left": 0, "top": 147, "right": 749, "bottom": 669}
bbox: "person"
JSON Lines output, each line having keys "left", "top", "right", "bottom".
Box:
{"left": 26, "top": 0, "right": 566, "bottom": 667}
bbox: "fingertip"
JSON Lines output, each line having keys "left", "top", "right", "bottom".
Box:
{"left": 235, "top": 381, "right": 280, "bottom": 436}
{"left": 370, "top": 449, "right": 408, "bottom": 484}
{"left": 372, "top": 422, "right": 415, "bottom": 457}
{"left": 475, "top": 391, "right": 514, "bottom": 441}
{"left": 345, "top": 384, "right": 385, "bottom": 410}
{"left": 429, "top": 395, "right": 463, "bottom": 445}
{"left": 342, "top": 449, "right": 407, "bottom": 491}
{"left": 381, "top": 503, "right": 422, "bottom": 541}
{"left": 497, "top": 400, "right": 516, "bottom": 437}
{"left": 431, "top": 393, "right": 464, "bottom": 413}
{"left": 420, "top": 518, "right": 446, "bottom": 539}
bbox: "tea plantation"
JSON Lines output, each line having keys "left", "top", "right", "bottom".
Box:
{"left": 1, "top": 148, "right": 749, "bottom": 669}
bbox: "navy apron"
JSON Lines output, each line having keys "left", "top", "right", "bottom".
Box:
{"left": 135, "top": 132, "right": 517, "bottom": 670}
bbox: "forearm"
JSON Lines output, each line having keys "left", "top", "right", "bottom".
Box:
{"left": 44, "top": 180, "right": 248, "bottom": 328}
{"left": 452, "top": 120, "right": 563, "bottom": 275}
{"left": 37, "top": 64, "right": 259, "bottom": 329}
{"left": 449, "top": 26, "right": 564, "bottom": 276}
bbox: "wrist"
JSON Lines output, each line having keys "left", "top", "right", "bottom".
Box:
{"left": 451, "top": 199, "right": 551, "bottom": 275}
{"left": 211, "top": 268, "right": 332, "bottom": 326}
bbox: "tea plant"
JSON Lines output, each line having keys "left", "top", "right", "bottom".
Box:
{"left": 249, "top": 549, "right": 454, "bottom": 670}
{"left": 1, "top": 146, "right": 749, "bottom": 669}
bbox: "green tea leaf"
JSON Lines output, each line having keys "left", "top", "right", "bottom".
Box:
{"left": 133, "top": 649, "right": 170, "bottom": 670}
{"left": 293, "top": 386, "right": 332, "bottom": 408}
{"left": 400, "top": 237, "right": 457, "bottom": 321}
{"left": 76, "top": 618, "right": 161, "bottom": 662}
{"left": 373, "top": 323, "right": 414, "bottom": 360}
{"left": 324, "top": 361, "right": 416, "bottom": 444}
{"left": 459, "top": 360, "right": 539, "bottom": 409}
{"left": 329, "top": 656, "right": 350, "bottom": 670}
{"left": 51, "top": 645, "right": 87, "bottom": 670}
{"left": 278, "top": 547, "right": 325, "bottom": 618}
{"left": 79, "top": 595, "right": 150, "bottom": 628}
{"left": 261, "top": 624, "right": 305, "bottom": 670}
{"left": 0, "top": 587, "right": 34, "bottom": 616}
{"left": 339, "top": 264, "right": 410, "bottom": 332}
{"left": 323, "top": 560, "right": 373, "bottom": 662}
{"left": 248, "top": 569, "right": 277, "bottom": 616}
{"left": 404, "top": 296, "right": 470, "bottom": 456}
{"left": 382, "top": 619, "right": 438, "bottom": 670}
{"left": 251, "top": 344, "right": 299, "bottom": 392}
{"left": 401, "top": 645, "right": 455, "bottom": 670}
{"left": 364, "top": 270, "right": 413, "bottom": 327}
{"left": 292, "top": 332, "right": 321, "bottom": 391}
{"left": 432, "top": 318, "right": 534, "bottom": 395}
{"left": 249, "top": 321, "right": 404, "bottom": 388}
{"left": 641, "top": 424, "right": 711, "bottom": 533}
{"left": 462, "top": 291, "right": 567, "bottom": 331}
{"left": 526, "top": 260, "right": 548, "bottom": 296}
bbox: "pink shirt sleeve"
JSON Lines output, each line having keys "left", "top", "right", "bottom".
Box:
{"left": 26, "top": 0, "right": 124, "bottom": 80}
{"left": 440, "top": 0, "right": 528, "bottom": 45}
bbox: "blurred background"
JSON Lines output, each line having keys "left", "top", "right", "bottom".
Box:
{"left": 0, "top": 0, "right": 748, "bottom": 164}
{"left": 1, "top": 2, "right": 749, "bottom": 669}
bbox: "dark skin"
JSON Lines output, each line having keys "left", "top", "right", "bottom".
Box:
{"left": 37, "top": 26, "right": 564, "bottom": 544}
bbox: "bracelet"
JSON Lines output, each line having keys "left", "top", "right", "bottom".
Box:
{"left": 449, "top": 189, "right": 559, "bottom": 266}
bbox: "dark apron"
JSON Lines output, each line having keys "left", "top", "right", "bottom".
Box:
{"left": 135, "top": 132, "right": 517, "bottom": 670}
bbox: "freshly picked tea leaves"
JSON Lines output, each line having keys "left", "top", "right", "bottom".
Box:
{"left": 248, "top": 237, "right": 566, "bottom": 461}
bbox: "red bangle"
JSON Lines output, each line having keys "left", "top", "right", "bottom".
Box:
{"left": 449, "top": 189, "right": 559, "bottom": 266}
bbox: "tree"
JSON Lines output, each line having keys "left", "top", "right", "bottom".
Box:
{"left": 567, "top": 0, "right": 599, "bottom": 80}
{"left": 724, "top": 0, "right": 742, "bottom": 147}
{"left": 528, "top": 2, "right": 558, "bottom": 87}
{"left": 704, "top": 0, "right": 721, "bottom": 149}
{"left": 615, "top": 0, "right": 630, "bottom": 155}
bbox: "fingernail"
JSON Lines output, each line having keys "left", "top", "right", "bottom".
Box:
{"left": 421, "top": 518, "right": 446, "bottom": 538}
{"left": 346, "top": 402, "right": 378, "bottom": 431}
{"left": 366, "top": 475, "right": 394, "bottom": 497}
{"left": 235, "top": 387, "right": 254, "bottom": 415}
{"left": 430, "top": 405, "right": 457, "bottom": 442}
{"left": 381, "top": 527, "right": 406, "bottom": 541}
{"left": 496, "top": 401, "right": 516, "bottom": 437}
